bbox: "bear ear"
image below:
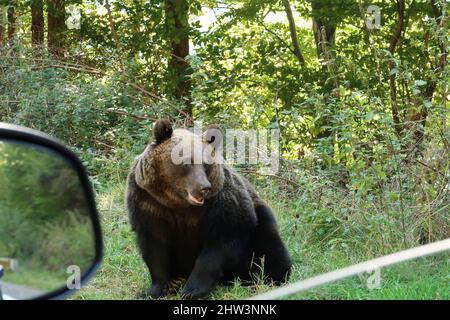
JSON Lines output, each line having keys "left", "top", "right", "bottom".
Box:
{"left": 203, "top": 124, "right": 223, "bottom": 145}
{"left": 153, "top": 119, "right": 173, "bottom": 144}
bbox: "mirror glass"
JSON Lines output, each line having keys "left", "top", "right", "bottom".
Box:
{"left": 0, "top": 139, "right": 96, "bottom": 300}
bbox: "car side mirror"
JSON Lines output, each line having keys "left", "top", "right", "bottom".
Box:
{"left": 0, "top": 123, "right": 103, "bottom": 300}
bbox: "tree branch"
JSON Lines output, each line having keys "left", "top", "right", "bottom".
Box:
{"left": 389, "top": 0, "right": 405, "bottom": 54}
{"left": 256, "top": 18, "right": 296, "bottom": 57}
{"left": 282, "top": 0, "right": 305, "bottom": 66}
{"left": 104, "top": 0, "right": 121, "bottom": 51}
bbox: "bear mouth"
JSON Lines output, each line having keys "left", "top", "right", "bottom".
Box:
{"left": 188, "top": 193, "right": 205, "bottom": 206}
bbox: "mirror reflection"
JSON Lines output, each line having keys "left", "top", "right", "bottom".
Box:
{"left": 0, "top": 140, "right": 96, "bottom": 300}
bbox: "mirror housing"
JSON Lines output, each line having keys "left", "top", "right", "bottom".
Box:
{"left": 0, "top": 123, "right": 103, "bottom": 300}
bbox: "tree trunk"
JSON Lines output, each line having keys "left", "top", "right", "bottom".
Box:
{"left": 282, "top": 0, "right": 305, "bottom": 66}
{"left": 311, "top": 0, "right": 338, "bottom": 156}
{"left": 0, "top": 25, "right": 4, "bottom": 46}
{"left": 104, "top": 0, "right": 121, "bottom": 50}
{"left": 311, "top": 0, "right": 338, "bottom": 95}
{"left": 312, "top": 0, "right": 336, "bottom": 64}
{"left": 388, "top": 0, "right": 405, "bottom": 137}
{"left": 7, "top": 5, "right": 16, "bottom": 44}
{"left": 312, "top": 0, "right": 338, "bottom": 95}
{"left": 31, "top": 0, "right": 45, "bottom": 47}
{"left": 0, "top": 5, "right": 6, "bottom": 45}
{"left": 165, "top": 0, "right": 192, "bottom": 116}
{"left": 47, "top": 0, "right": 66, "bottom": 56}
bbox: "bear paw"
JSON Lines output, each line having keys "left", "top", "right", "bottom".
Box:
{"left": 137, "top": 283, "right": 167, "bottom": 299}
{"left": 181, "top": 282, "right": 212, "bottom": 300}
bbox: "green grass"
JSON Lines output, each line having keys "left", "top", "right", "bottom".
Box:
{"left": 71, "top": 174, "right": 449, "bottom": 300}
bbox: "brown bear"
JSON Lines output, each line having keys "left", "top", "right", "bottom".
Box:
{"left": 125, "top": 119, "right": 292, "bottom": 299}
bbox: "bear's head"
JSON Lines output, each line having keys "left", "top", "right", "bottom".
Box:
{"left": 135, "top": 119, "right": 224, "bottom": 208}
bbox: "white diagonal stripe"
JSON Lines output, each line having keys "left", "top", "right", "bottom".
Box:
{"left": 250, "top": 238, "right": 450, "bottom": 300}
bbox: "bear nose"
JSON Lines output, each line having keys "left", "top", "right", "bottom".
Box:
{"left": 200, "top": 185, "right": 211, "bottom": 196}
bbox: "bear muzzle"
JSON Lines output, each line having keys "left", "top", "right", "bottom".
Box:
{"left": 187, "top": 186, "right": 211, "bottom": 206}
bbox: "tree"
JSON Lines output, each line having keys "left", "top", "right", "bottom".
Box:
{"left": 310, "top": 0, "right": 340, "bottom": 154}
{"left": 0, "top": 8, "right": 4, "bottom": 46}
{"left": 0, "top": 26, "right": 4, "bottom": 46}
{"left": 388, "top": 0, "right": 405, "bottom": 137}
{"left": 7, "top": 3, "right": 16, "bottom": 43}
{"left": 165, "top": 0, "right": 192, "bottom": 115}
{"left": 311, "top": 0, "right": 338, "bottom": 90}
{"left": 47, "top": 0, "right": 65, "bottom": 55}
{"left": 31, "top": 0, "right": 44, "bottom": 47}
{"left": 282, "top": 0, "right": 305, "bottom": 66}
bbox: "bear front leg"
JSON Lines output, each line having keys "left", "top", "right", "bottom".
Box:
{"left": 181, "top": 248, "right": 222, "bottom": 299}
{"left": 138, "top": 235, "right": 171, "bottom": 299}
{"left": 181, "top": 240, "right": 244, "bottom": 299}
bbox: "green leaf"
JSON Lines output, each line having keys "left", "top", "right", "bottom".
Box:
{"left": 365, "top": 111, "right": 375, "bottom": 121}
{"left": 424, "top": 100, "right": 432, "bottom": 108}
{"left": 415, "top": 80, "right": 427, "bottom": 86}
{"left": 390, "top": 68, "right": 399, "bottom": 76}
